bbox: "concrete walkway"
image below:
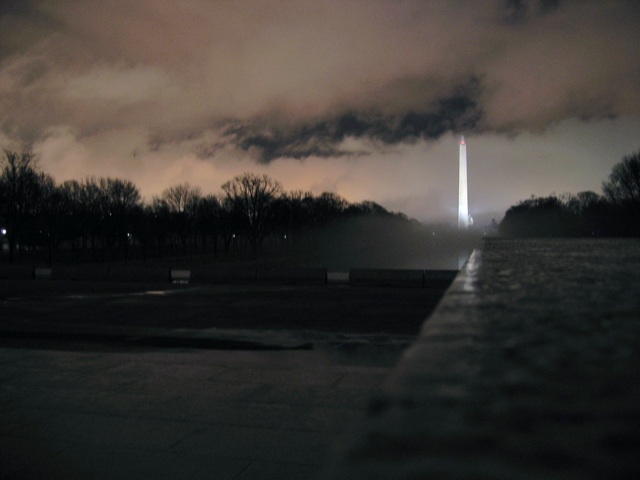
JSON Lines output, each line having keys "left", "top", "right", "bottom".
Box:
{"left": 1, "top": 345, "right": 390, "bottom": 480}
{"left": 1, "top": 281, "right": 440, "bottom": 479}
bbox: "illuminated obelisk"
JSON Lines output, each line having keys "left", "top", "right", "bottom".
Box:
{"left": 458, "top": 135, "right": 469, "bottom": 229}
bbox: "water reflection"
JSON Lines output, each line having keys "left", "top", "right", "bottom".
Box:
{"left": 461, "top": 250, "right": 481, "bottom": 293}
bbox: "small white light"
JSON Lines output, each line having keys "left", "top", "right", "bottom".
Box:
{"left": 1, "top": 228, "right": 6, "bottom": 235}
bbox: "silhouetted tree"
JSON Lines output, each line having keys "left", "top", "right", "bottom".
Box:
{"left": 1, "top": 160, "right": 430, "bottom": 263}
{"left": 602, "top": 151, "right": 640, "bottom": 235}
{"left": 311, "top": 192, "right": 348, "bottom": 224}
{"left": 155, "top": 183, "right": 202, "bottom": 254}
{"left": 218, "top": 196, "right": 239, "bottom": 255}
{"left": 59, "top": 180, "right": 84, "bottom": 256}
{"left": 160, "top": 183, "right": 202, "bottom": 213}
{"left": 97, "top": 177, "right": 141, "bottom": 260}
{"left": 270, "top": 190, "right": 315, "bottom": 249}
{"left": 345, "top": 200, "right": 390, "bottom": 217}
{"left": 0, "top": 150, "right": 41, "bottom": 263}
{"left": 150, "top": 197, "right": 171, "bottom": 258}
{"left": 79, "top": 177, "right": 104, "bottom": 258}
{"left": 195, "top": 194, "right": 221, "bottom": 255}
{"left": 29, "top": 172, "right": 61, "bottom": 263}
{"left": 221, "top": 173, "right": 283, "bottom": 253}
{"left": 500, "top": 195, "right": 573, "bottom": 237}
{"left": 129, "top": 204, "right": 151, "bottom": 261}
{"left": 564, "top": 191, "right": 609, "bottom": 236}
{"left": 602, "top": 151, "right": 640, "bottom": 207}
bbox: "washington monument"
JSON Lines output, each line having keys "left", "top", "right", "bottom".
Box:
{"left": 458, "top": 135, "right": 470, "bottom": 229}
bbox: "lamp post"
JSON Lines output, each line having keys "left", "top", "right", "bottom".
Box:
{"left": 0, "top": 228, "right": 6, "bottom": 254}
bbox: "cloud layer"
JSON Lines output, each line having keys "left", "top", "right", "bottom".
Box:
{"left": 3, "top": 1, "right": 639, "bottom": 146}
{"left": 1, "top": 0, "right": 639, "bottom": 221}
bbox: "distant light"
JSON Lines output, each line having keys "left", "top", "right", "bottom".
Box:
{"left": 1, "top": 228, "right": 6, "bottom": 235}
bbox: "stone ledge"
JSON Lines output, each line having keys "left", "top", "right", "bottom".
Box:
{"left": 325, "top": 239, "right": 640, "bottom": 480}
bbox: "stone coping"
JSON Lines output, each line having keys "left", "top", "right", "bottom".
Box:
{"left": 325, "top": 238, "right": 640, "bottom": 480}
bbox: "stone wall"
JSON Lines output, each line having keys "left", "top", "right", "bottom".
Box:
{"left": 325, "top": 238, "right": 640, "bottom": 480}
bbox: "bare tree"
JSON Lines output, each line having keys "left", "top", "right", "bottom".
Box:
{"left": 80, "top": 177, "right": 103, "bottom": 257}
{"left": 159, "top": 183, "right": 202, "bottom": 213}
{"left": 311, "top": 192, "right": 348, "bottom": 223}
{"left": 150, "top": 197, "right": 171, "bottom": 258}
{"left": 195, "top": 194, "right": 221, "bottom": 255}
{"left": 59, "top": 180, "right": 85, "bottom": 256}
{"left": 0, "top": 149, "right": 40, "bottom": 263}
{"left": 565, "top": 191, "right": 603, "bottom": 214}
{"left": 218, "top": 195, "right": 238, "bottom": 255}
{"left": 30, "top": 172, "right": 61, "bottom": 264}
{"left": 156, "top": 183, "right": 202, "bottom": 253}
{"left": 271, "top": 190, "right": 314, "bottom": 249}
{"left": 602, "top": 151, "right": 640, "bottom": 208}
{"left": 221, "top": 173, "right": 283, "bottom": 253}
{"left": 97, "top": 177, "right": 141, "bottom": 259}
{"left": 602, "top": 151, "right": 640, "bottom": 235}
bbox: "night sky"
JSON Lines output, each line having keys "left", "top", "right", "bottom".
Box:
{"left": 1, "top": 0, "right": 639, "bottom": 225}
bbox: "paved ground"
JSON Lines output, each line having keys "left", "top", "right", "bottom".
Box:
{"left": 0, "top": 280, "right": 442, "bottom": 334}
{"left": 1, "top": 280, "right": 446, "bottom": 479}
{"left": 0, "top": 346, "right": 390, "bottom": 480}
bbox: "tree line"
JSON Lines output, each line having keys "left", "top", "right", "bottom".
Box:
{"left": 0, "top": 149, "right": 411, "bottom": 265}
{"left": 500, "top": 151, "right": 640, "bottom": 237}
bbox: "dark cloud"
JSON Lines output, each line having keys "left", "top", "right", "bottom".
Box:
{"left": 0, "top": 1, "right": 58, "bottom": 59}
{"left": 503, "top": 0, "right": 562, "bottom": 24}
{"left": 220, "top": 88, "right": 482, "bottom": 163}
{"left": 539, "top": 0, "right": 562, "bottom": 14}
{"left": 0, "top": 0, "right": 32, "bottom": 16}
{"left": 166, "top": 75, "right": 485, "bottom": 163}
